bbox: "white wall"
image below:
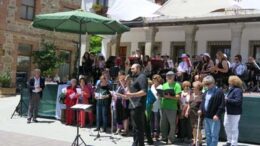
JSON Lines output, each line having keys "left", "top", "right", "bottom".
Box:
{"left": 102, "top": 22, "right": 260, "bottom": 62}
{"left": 241, "top": 23, "right": 260, "bottom": 62}
{"left": 156, "top": 26, "right": 185, "bottom": 55}
{"left": 196, "top": 24, "right": 231, "bottom": 55}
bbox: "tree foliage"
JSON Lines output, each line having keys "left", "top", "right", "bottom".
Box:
{"left": 32, "top": 41, "right": 65, "bottom": 77}
{"left": 90, "top": 35, "right": 102, "bottom": 54}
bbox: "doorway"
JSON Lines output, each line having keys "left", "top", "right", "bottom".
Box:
{"left": 119, "top": 46, "right": 127, "bottom": 64}
{"left": 170, "top": 42, "right": 185, "bottom": 64}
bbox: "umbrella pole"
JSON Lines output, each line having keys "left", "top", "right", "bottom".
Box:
{"left": 77, "top": 22, "right": 82, "bottom": 79}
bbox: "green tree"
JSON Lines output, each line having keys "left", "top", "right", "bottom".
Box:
{"left": 32, "top": 41, "right": 65, "bottom": 77}
{"left": 90, "top": 35, "right": 102, "bottom": 54}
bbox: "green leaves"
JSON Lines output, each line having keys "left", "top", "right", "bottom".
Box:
{"left": 90, "top": 35, "right": 102, "bottom": 54}
{"left": 0, "top": 71, "right": 11, "bottom": 88}
{"left": 32, "top": 41, "right": 66, "bottom": 77}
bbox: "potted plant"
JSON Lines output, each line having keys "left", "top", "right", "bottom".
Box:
{"left": 0, "top": 71, "right": 16, "bottom": 96}
{"left": 92, "top": 4, "right": 103, "bottom": 14}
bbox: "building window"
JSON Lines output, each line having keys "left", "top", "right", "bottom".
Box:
{"left": 96, "top": 0, "right": 108, "bottom": 7}
{"left": 249, "top": 41, "right": 260, "bottom": 63}
{"left": 17, "top": 43, "right": 32, "bottom": 73}
{"left": 138, "top": 42, "right": 162, "bottom": 57}
{"left": 207, "top": 41, "right": 231, "bottom": 61}
{"left": 59, "top": 50, "right": 71, "bottom": 81}
{"left": 170, "top": 42, "right": 185, "bottom": 63}
{"left": 20, "top": 0, "right": 35, "bottom": 20}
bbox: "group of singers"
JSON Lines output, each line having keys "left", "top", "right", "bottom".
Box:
{"left": 26, "top": 49, "right": 260, "bottom": 146}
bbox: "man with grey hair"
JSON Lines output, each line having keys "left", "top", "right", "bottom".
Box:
{"left": 27, "top": 69, "right": 45, "bottom": 123}
{"left": 126, "top": 63, "right": 147, "bottom": 146}
{"left": 198, "top": 75, "right": 225, "bottom": 146}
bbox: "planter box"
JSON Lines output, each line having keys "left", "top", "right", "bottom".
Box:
{"left": 0, "top": 87, "right": 16, "bottom": 97}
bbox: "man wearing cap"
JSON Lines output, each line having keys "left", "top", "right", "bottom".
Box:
{"left": 159, "top": 71, "right": 182, "bottom": 144}
{"left": 177, "top": 54, "right": 192, "bottom": 81}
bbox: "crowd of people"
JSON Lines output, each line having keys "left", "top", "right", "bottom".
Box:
{"left": 27, "top": 49, "right": 260, "bottom": 146}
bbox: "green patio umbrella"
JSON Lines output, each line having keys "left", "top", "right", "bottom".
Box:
{"left": 32, "top": 9, "right": 129, "bottom": 77}
{"left": 32, "top": 9, "right": 129, "bottom": 34}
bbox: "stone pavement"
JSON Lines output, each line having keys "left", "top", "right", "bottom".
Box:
{"left": 0, "top": 95, "right": 257, "bottom": 146}
{"left": 0, "top": 130, "right": 71, "bottom": 146}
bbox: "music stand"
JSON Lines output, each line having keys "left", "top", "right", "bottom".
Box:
{"left": 109, "top": 104, "right": 121, "bottom": 144}
{"left": 89, "top": 104, "right": 120, "bottom": 144}
{"left": 11, "top": 86, "right": 28, "bottom": 119}
{"left": 71, "top": 104, "right": 92, "bottom": 146}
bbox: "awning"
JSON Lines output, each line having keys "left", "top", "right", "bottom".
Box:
{"left": 107, "top": 0, "right": 161, "bottom": 21}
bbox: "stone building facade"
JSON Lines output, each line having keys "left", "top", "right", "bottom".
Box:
{"left": 0, "top": 0, "right": 81, "bottom": 86}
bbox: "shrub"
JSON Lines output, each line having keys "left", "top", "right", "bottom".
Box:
{"left": 0, "top": 71, "right": 11, "bottom": 88}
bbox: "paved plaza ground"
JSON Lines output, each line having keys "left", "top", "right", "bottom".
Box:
{"left": 0, "top": 95, "right": 258, "bottom": 146}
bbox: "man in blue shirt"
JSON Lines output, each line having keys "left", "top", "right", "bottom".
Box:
{"left": 198, "top": 75, "right": 225, "bottom": 146}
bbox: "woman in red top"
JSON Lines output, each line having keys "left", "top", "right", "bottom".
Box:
{"left": 64, "top": 79, "right": 79, "bottom": 125}
{"left": 77, "top": 78, "right": 94, "bottom": 127}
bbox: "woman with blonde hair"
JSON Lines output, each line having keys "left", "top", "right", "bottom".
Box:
{"left": 211, "top": 51, "right": 229, "bottom": 88}
{"left": 178, "top": 81, "right": 192, "bottom": 143}
{"left": 223, "top": 75, "right": 243, "bottom": 146}
{"left": 150, "top": 74, "right": 163, "bottom": 140}
{"left": 188, "top": 81, "right": 203, "bottom": 146}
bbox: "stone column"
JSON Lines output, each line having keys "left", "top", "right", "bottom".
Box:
{"left": 101, "top": 37, "right": 111, "bottom": 60}
{"left": 184, "top": 25, "right": 198, "bottom": 56}
{"left": 231, "top": 23, "right": 245, "bottom": 57}
{"left": 144, "top": 27, "right": 158, "bottom": 57}
{"left": 115, "top": 33, "right": 122, "bottom": 56}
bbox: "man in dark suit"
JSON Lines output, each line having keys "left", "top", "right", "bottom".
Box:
{"left": 27, "top": 69, "right": 45, "bottom": 123}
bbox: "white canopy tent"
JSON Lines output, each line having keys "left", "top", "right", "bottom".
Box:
{"left": 107, "top": 0, "right": 161, "bottom": 21}
{"left": 157, "top": 0, "right": 241, "bottom": 17}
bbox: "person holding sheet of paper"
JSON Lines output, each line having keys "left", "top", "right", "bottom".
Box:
{"left": 125, "top": 64, "right": 148, "bottom": 146}
{"left": 94, "top": 75, "right": 111, "bottom": 133}
{"left": 77, "top": 78, "right": 93, "bottom": 128}
{"left": 64, "top": 79, "right": 79, "bottom": 125}
{"left": 27, "top": 69, "right": 45, "bottom": 124}
{"left": 111, "top": 71, "right": 130, "bottom": 136}
{"left": 159, "top": 71, "right": 182, "bottom": 144}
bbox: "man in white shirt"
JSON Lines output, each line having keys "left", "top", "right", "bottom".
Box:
{"left": 231, "top": 54, "right": 247, "bottom": 80}
{"left": 27, "top": 69, "right": 45, "bottom": 123}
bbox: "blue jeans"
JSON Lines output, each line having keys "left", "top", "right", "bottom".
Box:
{"left": 204, "top": 118, "right": 221, "bottom": 146}
{"left": 96, "top": 104, "right": 108, "bottom": 129}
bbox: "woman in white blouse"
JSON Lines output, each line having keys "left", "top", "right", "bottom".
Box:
{"left": 150, "top": 74, "right": 163, "bottom": 140}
